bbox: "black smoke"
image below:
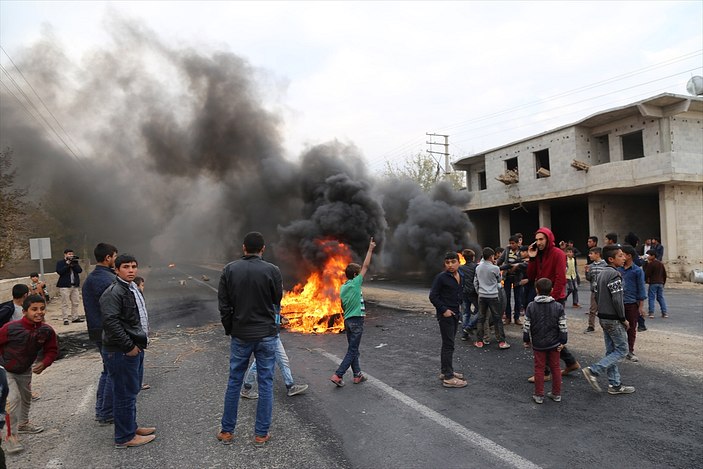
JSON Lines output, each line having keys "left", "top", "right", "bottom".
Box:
{"left": 0, "top": 17, "right": 473, "bottom": 283}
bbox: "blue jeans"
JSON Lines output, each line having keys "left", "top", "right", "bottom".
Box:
{"left": 335, "top": 316, "right": 364, "bottom": 377}
{"left": 648, "top": 284, "right": 668, "bottom": 315}
{"left": 103, "top": 349, "right": 144, "bottom": 444}
{"left": 590, "top": 319, "right": 628, "bottom": 387}
{"left": 462, "top": 294, "right": 479, "bottom": 330}
{"left": 96, "top": 345, "right": 114, "bottom": 421}
{"left": 565, "top": 279, "right": 579, "bottom": 306}
{"left": 244, "top": 336, "right": 294, "bottom": 388}
{"left": 221, "top": 335, "right": 276, "bottom": 437}
{"left": 503, "top": 276, "right": 522, "bottom": 320}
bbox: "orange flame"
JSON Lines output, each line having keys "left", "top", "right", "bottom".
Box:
{"left": 458, "top": 252, "right": 466, "bottom": 265}
{"left": 280, "top": 240, "right": 352, "bottom": 333}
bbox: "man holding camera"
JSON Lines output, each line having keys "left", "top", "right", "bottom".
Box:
{"left": 56, "top": 248, "right": 84, "bottom": 325}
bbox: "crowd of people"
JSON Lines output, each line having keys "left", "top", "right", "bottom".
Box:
{"left": 0, "top": 227, "right": 671, "bottom": 459}
{"left": 428, "top": 227, "right": 669, "bottom": 403}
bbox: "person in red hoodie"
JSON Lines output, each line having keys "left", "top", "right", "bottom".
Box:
{"left": 526, "top": 227, "right": 580, "bottom": 382}
{"left": 0, "top": 294, "right": 58, "bottom": 454}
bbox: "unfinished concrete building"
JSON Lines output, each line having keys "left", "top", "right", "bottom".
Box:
{"left": 453, "top": 93, "right": 703, "bottom": 280}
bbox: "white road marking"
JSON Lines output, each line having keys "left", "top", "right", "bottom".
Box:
{"left": 77, "top": 383, "right": 96, "bottom": 414}
{"left": 315, "top": 348, "right": 543, "bottom": 469}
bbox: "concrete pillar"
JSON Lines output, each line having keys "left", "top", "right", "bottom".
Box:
{"left": 659, "top": 185, "right": 677, "bottom": 262}
{"left": 538, "top": 202, "right": 551, "bottom": 228}
{"left": 588, "top": 195, "right": 605, "bottom": 243}
{"left": 498, "top": 207, "right": 511, "bottom": 246}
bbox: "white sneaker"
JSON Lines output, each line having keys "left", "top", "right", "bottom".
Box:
{"left": 4, "top": 436, "right": 24, "bottom": 454}
{"left": 287, "top": 384, "right": 308, "bottom": 396}
{"left": 608, "top": 384, "right": 635, "bottom": 395}
{"left": 626, "top": 353, "right": 639, "bottom": 363}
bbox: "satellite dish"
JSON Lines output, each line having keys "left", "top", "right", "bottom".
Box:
{"left": 686, "top": 76, "right": 703, "bottom": 96}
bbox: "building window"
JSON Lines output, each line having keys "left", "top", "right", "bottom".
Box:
{"left": 478, "top": 170, "right": 487, "bottom": 190}
{"left": 621, "top": 130, "right": 644, "bottom": 160}
{"left": 505, "top": 157, "right": 518, "bottom": 172}
{"left": 534, "top": 149, "right": 551, "bottom": 178}
{"left": 593, "top": 135, "right": 610, "bottom": 164}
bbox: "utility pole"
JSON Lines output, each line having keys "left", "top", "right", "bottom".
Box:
{"left": 426, "top": 133, "right": 450, "bottom": 179}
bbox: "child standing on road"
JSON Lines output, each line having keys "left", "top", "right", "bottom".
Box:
{"left": 584, "top": 247, "right": 607, "bottom": 333}
{"left": 429, "top": 251, "right": 468, "bottom": 388}
{"left": 582, "top": 245, "right": 636, "bottom": 395}
{"left": 28, "top": 273, "right": 49, "bottom": 303}
{"left": 523, "top": 278, "right": 567, "bottom": 404}
{"left": 618, "top": 245, "right": 647, "bottom": 363}
{"left": 330, "top": 238, "right": 376, "bottom": 387}
{"left": 564, "top": 248, "right": 580, "bottom": 308}
{"left": 0, "top": 295, "right": 58, "bottom": 454}
{"left": 644, "top": 250, "right": 668, "bottom": 318}
{"left": 473, "top": 248, "right": 510, "bottom": 350}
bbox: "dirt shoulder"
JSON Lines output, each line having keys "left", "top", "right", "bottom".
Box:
{"left": 363, "top": 284, "right": 703, "bottom": 381}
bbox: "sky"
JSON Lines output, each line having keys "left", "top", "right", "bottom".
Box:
{"left": 1, "top": 0, "right": 702, "bottom": 173}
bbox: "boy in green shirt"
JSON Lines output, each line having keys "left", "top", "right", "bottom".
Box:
{"left": 330, "top": 238, "right": 376, "bottom": 387}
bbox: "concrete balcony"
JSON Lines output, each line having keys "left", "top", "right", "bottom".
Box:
{"left": 465, "top": 152, "right": 702, "bottom": 209}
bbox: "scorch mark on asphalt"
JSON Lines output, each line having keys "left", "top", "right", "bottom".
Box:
{"left": 315, "top": 348, "right": 543, "bottom": 469}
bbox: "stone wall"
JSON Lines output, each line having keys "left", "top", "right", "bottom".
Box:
{"left": 0, "top": 273, "right": 59, "bottom": 302}
{"left": 660, "top": 184, "right": 703, "bottom": 281}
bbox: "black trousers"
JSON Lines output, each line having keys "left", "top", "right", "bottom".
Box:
{"left": 438, "top": 314, "right": 459, "bottom": 377}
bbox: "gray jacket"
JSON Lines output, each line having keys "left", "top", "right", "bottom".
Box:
{"left": 474, "top": 260, "right": 501, "bottom": 299}
{"left": 594, "top": 266, "right": 626, "bottom": 321}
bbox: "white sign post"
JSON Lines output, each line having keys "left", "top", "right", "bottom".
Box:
{"left": 29, "top": 237, "right": 52, "bottom": 281}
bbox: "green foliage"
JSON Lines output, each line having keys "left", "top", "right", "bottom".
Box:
{"left": 383, "top": 152, "right": 464, "bottom": 192}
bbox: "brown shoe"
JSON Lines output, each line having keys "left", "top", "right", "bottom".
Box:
{"left": 442, "top": 377, "right": 468, "bottom": 388}
{"left": 136, "top": 427, "right": 156, "bottom": 436}
{"left": 438, "top": 372, "right": 465, "bottom": 380}
{"left": 527, "top": 374, "right": 552, "bottom": 383}
{"left": 115, "top": 434, "right": 156, "bottom": 449}
{"left": 217, "top": 431, "right": 234, "bottom": 445}
{"left": 253, "top": 434, "right": 271, "bottom": 447}
{"left": 562, "top": 362, "right": 581, "bottom": 376}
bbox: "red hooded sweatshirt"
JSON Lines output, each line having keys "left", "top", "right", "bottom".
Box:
{"left": 527, "top": 227, "right": 566, "bottom": 301}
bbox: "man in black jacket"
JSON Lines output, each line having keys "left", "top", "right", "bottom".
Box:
{"left": 217, "top": 232, "right": 282, "bottom": 447}
{"left": 56, "top": 248, "right": 84, "bottom": 325}
{"left": 99, "top": 254, "right": 155, "bottom": 449}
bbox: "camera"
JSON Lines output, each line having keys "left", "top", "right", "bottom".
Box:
{"left": 69, "top": 256, "right": 80, "bottom": 263}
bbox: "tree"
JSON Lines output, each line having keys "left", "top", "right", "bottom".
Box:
{"left": 0, "top": 148, "right": 29, "bottom": 268}
{"left": 383, "top": 152, "right": 464, "bottom": 192}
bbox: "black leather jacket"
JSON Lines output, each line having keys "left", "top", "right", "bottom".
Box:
{"left": 218, "top": 254, "right": 282, "bottom": 341}
{"left": 99, "top": 278, "right": 147, "bottom": 353}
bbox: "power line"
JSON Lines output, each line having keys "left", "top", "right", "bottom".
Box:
{"left": 448, "top": 67, "right": 701, "bottom": 142}
{"left": 0, "top": 65, "right": 78, "bottom": 157}
{"left": 0, "top": 45, "right": 88, "bottom": 159}
{"left": 0, "top": 51, "right": 84, "bottom": 165}
{"left": 367, "top": 51, "right": 702, "bottom": 168}
{"left": 438, "top": 50, "right": 702, "bottom": 133}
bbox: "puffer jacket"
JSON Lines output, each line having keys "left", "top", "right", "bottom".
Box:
{"left": 523, "top": 295, "right": 568, "bottom": 351}
{"left": 99, "top": 278, "right": 147, "bottom": 353}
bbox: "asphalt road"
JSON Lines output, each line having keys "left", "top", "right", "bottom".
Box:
{"left": 10, "top": 263, "right": 703, "bottom": 469}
